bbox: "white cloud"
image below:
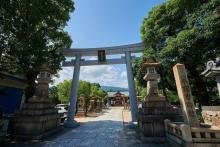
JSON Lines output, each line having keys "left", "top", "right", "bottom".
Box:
{"left": 120, "top": 71, "right": 127, "bottom": 78}
{"left": 52, "top": 65, "right": 128, "bottom": 88}
{"left": 51, "top": 67, "right": 73, "bottom": 85}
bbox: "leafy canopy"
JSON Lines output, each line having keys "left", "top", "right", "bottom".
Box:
{"left": 137, "top": 0, "right": 220, "bottom": 105}
{"left": 0, "top": 0, "right": 74, "bottom": 75}
{"left": 53, "top": 80, "right": 107, "bottom": 105}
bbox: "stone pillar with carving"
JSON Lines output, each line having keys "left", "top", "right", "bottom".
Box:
{"left": 76, "top": 96, "right": 85, "bottom": 117}
{"left": 173, "top": 64, "right": 200, "bottom": 127}
{"left": 12, "top": 64, "right": 60, "bottom": 139}
{"left": 95, "top": 99, "right": 102, "bottom": 112}
{"left": 137, "top": 58, "right": 183, "bottom": 142}
{"left": 88, "top": 97, "right": 95, "bottom": 112}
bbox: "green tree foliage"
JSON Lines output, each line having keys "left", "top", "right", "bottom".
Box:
{"left": 90, "top": 83, "right": 100, "bottom": 98}
{"left": 49, "top": 86, "right": 60, "bottom": 104}
{"left": 138, "top": 0, "right": 220, "bottom": 105}
{"left": 57, "top": 80, "right": 72, "bottom": 103}
{"left": 54, "top": 80, "right": 107, "bottom": 111}
{"left": 134, "top": 79, "right": 146, "bottom": 102}
{"left": 0, "top": 0, "right": 74, "bottom": 98}
{"left": 78, "top": 80, "right": 91, "bottom": 112}
{"left": 78, "top": 80, "right": 91, "bottom": 98}
{"left": 90, "top": 83, "right": 106, "bottom": 101}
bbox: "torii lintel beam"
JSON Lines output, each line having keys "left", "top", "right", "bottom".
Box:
{"left": 60, "top": 42, "right": 144, "bottom": 57}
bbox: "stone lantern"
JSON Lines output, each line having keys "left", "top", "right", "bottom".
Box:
{"left": 29, "top": 64, "right": 52, "bottom": 102}
{"left": 76, "top": 96, "right": 85, "bottom": 117}
{"left": 88, "top": 96, "right": 96, "bottom": 112}
{"left": 137, "top": 57, "right": 183, "bottom": 142}
{"left": 12, "top": 64, "right": 60, "bottom": 139}
{"left": 142, "top": 58, "right": 165, "bottom": 102}
{"left": 201, "top": 58, "right": 220, "bottom": 128}
{"left": 201, "top": 57, "right": 220, "bottom": 96}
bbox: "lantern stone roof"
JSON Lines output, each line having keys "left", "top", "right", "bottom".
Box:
{"left": 142, "top": 57, "right": 160, "bottom": 68}
{"left": 142, "top": 63, "right": 160, "bottom": 68}
{"left": 201, "top": 58, "right": 220, "bottom": 78}
{"left": 40, "top": 64, "right": 51, "bottom": 72}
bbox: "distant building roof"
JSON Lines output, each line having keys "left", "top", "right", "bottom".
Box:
{"left": 107, "top": 91, "right": 129, "bottom": 97}
{"left": 114, "top": 91, "right": 123, "bottom": 96}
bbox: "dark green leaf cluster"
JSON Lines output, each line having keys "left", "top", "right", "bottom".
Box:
{"left": 0, "top": 0, "right": 74, "bottom": 75}
{"left": 138, "top": 0, "right": 220, "bottom": 105}
{"left": 49, "top": 86, "right": 60, "bottom": 104}
{"left": 52, "top": 80, "right": 107, "bottom": 110}
{"left": 0, "top": 0, "right": 74, "bottom": 98}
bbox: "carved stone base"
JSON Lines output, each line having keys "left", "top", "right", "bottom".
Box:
{"left": 88, "top": 100, "right": 95, "bottom": 112}
{"left": 138, "top": 101, "right": 183, "bottom": 142}
{"left": 201, "top": 106, "right": 220, "bottom": 128}
{"left": 95, "top": 108, "right": 102, "bottom": 112}
{"left": 12, "top": 99, "right": 60, "bottom": 139}
{"left": 95, "top": 101, "right": 102, "bottom": 112}
{"left": 145, "top": 95, "right": 166, "bottom": 102}
{"left": 76, "top": 109, "right": 85, "bottom": 117}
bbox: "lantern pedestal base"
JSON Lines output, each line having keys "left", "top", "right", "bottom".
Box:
{"left": 138, "top": 101, "right": 183, "bottom": 142}
{"left": 11, "top": 98, "right": 60, "bottom": 140}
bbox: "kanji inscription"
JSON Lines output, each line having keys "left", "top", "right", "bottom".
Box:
{"left": 173, "top": 63, "right": 200, "bottom": 127}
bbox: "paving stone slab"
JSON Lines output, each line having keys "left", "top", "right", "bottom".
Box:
{"left": 5, "top": 107, "right": 169, "bottom": 147}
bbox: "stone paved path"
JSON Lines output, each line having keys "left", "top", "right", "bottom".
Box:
{"left": 42, "top": 107, "right": 125, "bottom": 147}
{"left": 6, "top": 107, "right": 167, "bottom": 147}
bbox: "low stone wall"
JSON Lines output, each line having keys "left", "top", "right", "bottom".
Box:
{"left": 165, "top": 119, "right": 220, "bottom": 147}
{"left": 201, "top": 106, "right": 220, "bottom": 128}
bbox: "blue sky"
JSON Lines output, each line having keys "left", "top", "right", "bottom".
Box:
{"left": 53, "top": 0, "right": 165, "bottom": 88}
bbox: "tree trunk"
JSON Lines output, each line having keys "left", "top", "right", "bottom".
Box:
{"left": 25, "top": 71, "right": 37, "bottom": 101}
{"left": 187, "top": 65, "right": 211, "bottom": 107}
{"left": 193, "top": 76, "right": 210, "bottom": 107}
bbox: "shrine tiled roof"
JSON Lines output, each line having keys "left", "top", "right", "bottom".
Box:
{"left": 107, "top": 91, "right": 129, "bottom": 97}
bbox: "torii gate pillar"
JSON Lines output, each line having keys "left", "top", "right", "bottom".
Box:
{"left": 125, "top": 51, "right": 138, "bottom": 122}
{"left": 61, "top": 43, "right": 144, "bottom": 127}
{"left": 64, "top": 54, "right": 81, "bottom": 128}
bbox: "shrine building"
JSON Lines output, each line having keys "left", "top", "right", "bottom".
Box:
{"left": 107, "top": 91, "right": 129, "bottom": 106}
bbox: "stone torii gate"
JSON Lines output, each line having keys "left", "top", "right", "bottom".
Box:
{"left": 61, "top": 43, "right": 144, "bottom": 127}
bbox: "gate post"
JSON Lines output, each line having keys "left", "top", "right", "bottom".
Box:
{"left": 64, "top": 54, "right": 81, "bottom": 128}
{"left": 125, "top": 51, "right": 137, "bottom": 122}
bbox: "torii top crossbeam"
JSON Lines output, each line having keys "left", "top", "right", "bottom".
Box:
{"left": 61, "top": 42, "right": 144, "bottom": 66}
{"left": 61, "top": 42, "right": 144, "bottom": 57}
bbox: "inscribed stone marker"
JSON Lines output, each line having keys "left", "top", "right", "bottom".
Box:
{"left": 173, "top": 63, "right": 200, "bottom": 127}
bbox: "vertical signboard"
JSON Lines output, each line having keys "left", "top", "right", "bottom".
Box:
{"left": 173, "top": 63, "right": 200, "bottom": 127}
{"left": 98, "top": 50, "right": 106, "bottom": 63}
